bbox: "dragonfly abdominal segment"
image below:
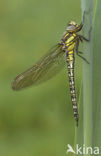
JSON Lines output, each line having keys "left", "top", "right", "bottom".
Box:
{"left": 12, "top": 21, "right": 88, "bottom": 127}
{"left": 66, "top": 53, "right": 78, "bottom": 126}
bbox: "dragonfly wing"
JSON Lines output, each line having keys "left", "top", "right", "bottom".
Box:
{"left": 12, "top": 44, "right": 66, "bottom": 91}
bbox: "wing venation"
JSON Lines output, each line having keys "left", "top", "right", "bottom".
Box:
{"left": 12, "top": 44, "right": 66, "bottom": 90}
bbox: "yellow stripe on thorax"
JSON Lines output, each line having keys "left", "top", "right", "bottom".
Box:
{"left": 65, "top": 33, "right": 76, "bottom": 52}
{"left": 64, "top": 32, "right": 69, "bottom": 38}
{"left": 65, "top": 33, "right": 76, "bottom": 44}
{"left": 67, "top": 42, "right": 75, "bottom": 51}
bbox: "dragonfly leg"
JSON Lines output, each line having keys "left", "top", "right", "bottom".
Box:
{"left": 79, "top": 25, "right": 92, "bottom": 42}
{"left": 79, "top": 35, "right": 90, "bottom": 42}
{"left": 77, "top": 53, "right": 90, "bottom": 64}
{"left": 76, "top": 39, "right": 89, "bottom": 64}
{"left": 78, "top": 51, "right": 83, "bottom": 54}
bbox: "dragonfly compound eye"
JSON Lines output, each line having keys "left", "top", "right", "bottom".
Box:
{"left": 69, "top": 21, "right": 76, "bottom": 26}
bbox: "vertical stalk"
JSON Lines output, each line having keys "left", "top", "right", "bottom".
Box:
{"left": 82, "top": 0, "right": 93, "bottom": 155}
{"left": 92, "top": 0, "right": 101, "bottom": 150}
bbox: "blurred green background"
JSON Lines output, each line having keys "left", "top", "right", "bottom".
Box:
{"left": 0, "top": 0, "right": 82, "bottom": 155}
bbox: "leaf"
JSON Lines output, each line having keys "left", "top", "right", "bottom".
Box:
{"left": 75, "top": 0, "right": 93, "bottom": 155}
{"left": 92, "top": 0, "right": 101, "bottom": 149}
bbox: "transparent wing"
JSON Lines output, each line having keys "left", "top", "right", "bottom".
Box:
{"left": 12, "top": 44, "right": 66, "bottom": 91}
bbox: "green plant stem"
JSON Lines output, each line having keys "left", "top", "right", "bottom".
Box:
{"left": 81, "top": 0, "right": 93, "bottom": 154}
{"left": 92, "top": 0, "right": 101, "bottom": 150}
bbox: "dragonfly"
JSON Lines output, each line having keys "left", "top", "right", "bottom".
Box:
{"left": 12, "top": 21, "right": 89, "bottom": 127}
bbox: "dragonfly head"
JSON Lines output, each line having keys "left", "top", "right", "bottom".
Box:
{"left": 66, "top": 21, "right": 83, "bottom": 33}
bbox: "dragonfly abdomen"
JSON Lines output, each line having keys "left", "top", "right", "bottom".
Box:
{"left": 66, "top": 51, "right": 79, "bottom": 126}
